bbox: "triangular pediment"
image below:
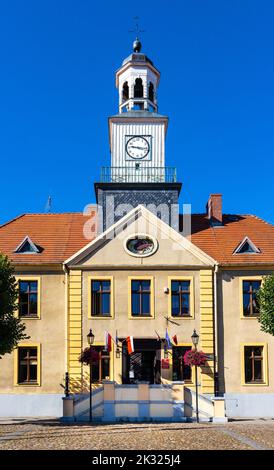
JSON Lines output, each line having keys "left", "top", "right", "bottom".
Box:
{"left": 65, "top": 205, "right": 216, "bottom": 267}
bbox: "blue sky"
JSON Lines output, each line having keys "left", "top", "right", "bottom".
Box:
{"left": 0, "top": 0, "right": 273, "bottom": 224}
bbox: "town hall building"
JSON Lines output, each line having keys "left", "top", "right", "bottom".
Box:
{"left": 0, "top": 39, "right": 274, "bottom": 420}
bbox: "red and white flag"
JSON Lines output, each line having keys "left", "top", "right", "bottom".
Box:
{"left": 105, "top": 331, "right": 112, "bottom": 353}
{"left": 126, "top": 336, "right": 134, "bottom": 354}
{"left": 172, "top": 335, "right": 178, "bottom": 345}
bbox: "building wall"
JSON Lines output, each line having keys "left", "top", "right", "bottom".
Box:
{"left": 111, "top": 122, "right": 166, "bottom": 168}
{"left": 97, "top": 188, "right": 179, "bottom": 232}
{"left": 218, "top": 270, "right": 274, "bottom": 402}
{"left": 66, "top": 213, "right": 216, "bottom": 393}
{"left": 66, "top": 267, "right": 214, "bottom": 394}
{"left": 2, "top": 255, "right": 273, "bottom": 417}
{"left": 0, "top": 270, "right": 66, "bottom": 416}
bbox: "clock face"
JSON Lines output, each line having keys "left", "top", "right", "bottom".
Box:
{"left": 126, "top": 136, "right": 150, "bottom": 160}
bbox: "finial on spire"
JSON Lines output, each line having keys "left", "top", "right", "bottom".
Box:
{"left": 129, "top": 16, "right": 145, "bottom": 52}
{"left": 133, "top": 37, "right": 142, "bottom": 52}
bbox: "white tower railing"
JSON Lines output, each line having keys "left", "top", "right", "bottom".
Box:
{"left": 100, "top": 166, "right": 177, "bottom": 183}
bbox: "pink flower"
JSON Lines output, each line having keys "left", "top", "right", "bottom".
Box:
{"left": 79, "top": 347, "right": 99, "bottom": 365}
{"left": 183, "top": 349, "right": 207, "bottom": 367}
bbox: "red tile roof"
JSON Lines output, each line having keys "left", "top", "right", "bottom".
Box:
{"left": 0, "top": 213, "right": 97, "bottom": 265}
{"left": 0, "top": 211, "right": 273, "bottom": 266}
{"left": 186, "top": 214, "right": 274, "bottom": 265}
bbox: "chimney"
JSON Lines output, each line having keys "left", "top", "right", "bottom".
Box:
{"left": 206, "top": 194, "right": 223, "bottom": 226}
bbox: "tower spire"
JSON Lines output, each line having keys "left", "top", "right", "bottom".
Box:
{"left": 116, "top": 32, "right": 160, "bottom": 113}
{"left": 129, "top": 17, "right": 144, "bottom": 54}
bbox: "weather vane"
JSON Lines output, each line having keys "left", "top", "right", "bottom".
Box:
{"left": 129, "top": 16, "right": 145, "bottom": 37}
{"left": 129, "top": 17, "right": 145, "bottom": 52}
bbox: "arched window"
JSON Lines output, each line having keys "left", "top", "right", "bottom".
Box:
{"left": 134, "top": 78, "right": 143, "bottom": 98}
{"left": 148, "top": 82, "right": 154, "bottom": 102}
{"left": 122, "top": 81, "right": 129, "bottom": 102}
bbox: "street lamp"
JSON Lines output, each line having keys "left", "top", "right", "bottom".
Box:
{"left": 87, "top": 329, "right": 95, "bottom": 423}
{"left": 116, "top": 347, "right": 121, "bottom": 359}
{"left": 191, "top": 329, "right": 200, "bottom": 423}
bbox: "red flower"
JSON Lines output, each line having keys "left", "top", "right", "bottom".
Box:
{"left": 79, "top": 347, "right": 99, "bottom": 365}
{"left": 183, "top": 349, "right": 207, "bottom": 367}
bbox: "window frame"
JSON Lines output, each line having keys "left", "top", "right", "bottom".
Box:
{"left": 241, "top": 343, "right": 268, "bottom": 386}
{"left": 239, "top": 276, "right": 262, "bottom": 319}
{"left": 128, "top": 276, "right": 155, "bottom": 319}
{"left": 88, "top": 276, "right": 114, "bottom": 319}
{"left": 16, "top": 276, "right": 41, "bottom": 320}
{"left": 14, "top": 343, "right": 41, "bottom": 386}
{"left": 168, "top": 276, "right": 195, "bottom": 319}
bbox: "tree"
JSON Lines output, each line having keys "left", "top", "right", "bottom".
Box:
{"left": 0, "top": 253, "right": 29, "bottom": 357}
{"left": 257, "top": 274, "right": 274, "bottom": 336}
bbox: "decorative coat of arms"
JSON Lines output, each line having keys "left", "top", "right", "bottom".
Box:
{"left": 125, "top": 236, "right": 158, "bottom": 257}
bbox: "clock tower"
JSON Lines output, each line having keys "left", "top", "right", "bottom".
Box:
{"left": 95, "top": 39, "right": 181, "bottom": 232}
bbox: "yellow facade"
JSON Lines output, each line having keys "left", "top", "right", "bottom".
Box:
{"left": 68, "top": 270, "right": 82, "bottom": 389}
{"left": 200, "top": 270, "right": 215, "bottom": 394}
{"left": 1, "top": 211, "right": 274, "bottom": 420}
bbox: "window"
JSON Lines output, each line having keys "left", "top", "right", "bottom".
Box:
{"left": 171, "top": 280, "right": 191, "bottom": 317}
{"left": 17, "top": 347, "right": 38, "bottom": 385}
{"left": 122, "top": 81, "right": 129, "bottom": 102}
{"left": 19, "top": 280, "right": 38, "bottom": 318}
{"left": 172, "top": 346, "right": 192, "bottom": 382}
{"left": 134, "top": 78, "right": 143, "bottom": 98}
{"left": 131, "top": 279, "right": 151, "bottom": 316}
{"left": 148, "top": 82, "right": 154, "bottom": 102}
{"left": 14, "top": 235, "right": 40, "bottom": 254}
{"left": 91, "top": 280, "right": 111, "bottom": 317}
{"left": 234, "top": 236, "right": 260, "bottom": 254}
{"left": 92, "top": 346, "right": 110, "bottom": 382}
{"left": 244, "top": 346, "right": 264, "bottom": 384}
{"left": 242, "top": 280, "right": 261, "bottom": 317}
{"left": 239, "top": 242, "right": 257, "bottom": 253}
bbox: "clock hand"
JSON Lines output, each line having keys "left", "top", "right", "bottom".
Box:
{"left": 128, "top": 145, "right": 146, "bottom": 150}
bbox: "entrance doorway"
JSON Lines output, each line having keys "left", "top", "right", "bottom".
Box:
{"left": 122, "top": 339, "right": 161, "bottom": 384}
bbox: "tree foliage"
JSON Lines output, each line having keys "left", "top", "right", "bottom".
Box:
{"left": 0, "top": 253, "right": 29, "bottom": 357}
{"left": 257, "top": 274, "right": 274, "bottom": 336}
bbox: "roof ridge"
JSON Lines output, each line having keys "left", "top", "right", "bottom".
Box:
{"left": 182, "top": 213, "right": 274, "bottom": 227}
{"left": 23, "top": 212, "right": 86, "bottom": 216}
{"left": 0, "top": 214, "right": 26, "bottom": 229}
{"left": 245, "top": 214, "right": 274, "bottom": 227}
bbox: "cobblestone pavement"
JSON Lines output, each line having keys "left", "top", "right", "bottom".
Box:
{"left": 0, "top": 419, "right": 273, "bottom": 450}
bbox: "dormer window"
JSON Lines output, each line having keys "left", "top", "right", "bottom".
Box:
{"left": 14, "top": 236, "right": 40, "bottom": 254}
{"left": 134, "top": 78, "right": 143, "bottom": 98}
{"left": 234, "top": 236, "right": 260, "bottom": 254}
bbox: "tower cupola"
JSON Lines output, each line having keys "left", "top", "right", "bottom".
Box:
{"left": 116, "top": 39, "right": 160, "bottom": 113}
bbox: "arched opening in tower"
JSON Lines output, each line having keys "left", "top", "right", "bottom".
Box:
{"left": 148, "top": 82, "right": 154, "bottom": 102}
{"left": 122, "top": 81, "right": 129, "bottom": 102}
{"left": 134, "top": 78, "right": 143, "bottom": 98}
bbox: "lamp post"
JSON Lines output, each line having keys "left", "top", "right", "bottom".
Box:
{"left": 87, "top": 329, "right": 95, "bottom": 423}
{"left": 191, "top": 329, "right": 199, "bottom": 423}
